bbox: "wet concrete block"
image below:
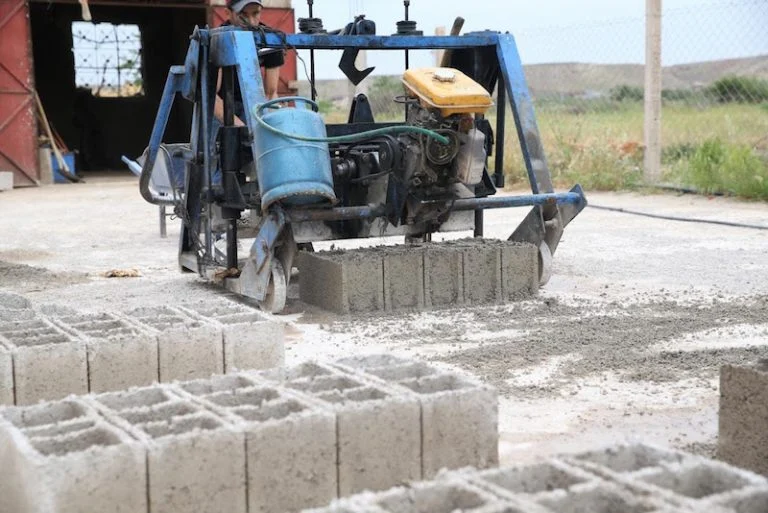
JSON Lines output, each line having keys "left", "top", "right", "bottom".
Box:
{"left": 397, "top": 372, "right": 499, "bottom": 478}
{"left": 460, "top": 241, "right": 502, "bottom": 305}
{"left": 298, "top": 251, "right": 384, "bottom": 314}
{"left": 180, "top": 378, "right": 336, "bottom": 513}
{"left": 718, "top": 363, "right": 768, "bottom": 477}
{"left": 0, "top": 344, "right": 12, "bottom": 405}
{"left": 423, "top": 245, "right": 463, "bottom": 308}
{"left": 383, "top": 247, "right": 425, "bottom": 311}
{"left": 91, "top": 386, "right": 247, "bottom": 513}
{"left": 2, "top": 321, "right": 87, "bottom": 405}
{"left": 0, "top": 400, "right": 147, "bottom": 513}
{"left": 55, "top": 313, "right": 159, "bottom": 393}
{"left": 500, "top": 242, "right": 539, "bottom": 300}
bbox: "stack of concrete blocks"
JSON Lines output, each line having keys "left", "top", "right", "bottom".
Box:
{"left": 330, "top": 354, "right": 498, "bottom": 479}
{"left": 0, "top": 300, "right": 284, "bottom": 405}
{"left": 298, "top": 239, "right": 538, "bottom": 314}
{"left": 718, "top": 362, "right": 768, "bottom": 478}
{"left": 305, "top": 443, "right": 768, "bottom": 513}
{"left": 0, "top": 355, "right": 497, "bottom": 513}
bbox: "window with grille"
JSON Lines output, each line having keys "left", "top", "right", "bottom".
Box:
{"left": 71, "top": 22, "right": 144, "bottom": 97}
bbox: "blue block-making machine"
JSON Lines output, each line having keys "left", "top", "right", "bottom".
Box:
{"left": 134, "top": 2, "right": 587, "bottom": 314}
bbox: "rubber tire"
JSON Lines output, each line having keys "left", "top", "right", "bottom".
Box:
{"left": 538, "top": 242, "right": 553, "bottom": 287}
{"left": 259, "top": 260, "right": 287, "bottom": 314}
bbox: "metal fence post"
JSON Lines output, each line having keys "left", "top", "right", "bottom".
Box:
{"left": 644, "top": 0, "right": 663, "bottom": 183}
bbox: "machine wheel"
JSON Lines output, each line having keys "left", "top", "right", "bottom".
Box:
{"left": 259, "top": 260, "right": 287, "bottom": 314}
{"left": 538, "top": 242, "right": 553, "bottom": 287}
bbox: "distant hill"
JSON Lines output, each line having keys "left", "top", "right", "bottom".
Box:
{"left": 298, "top": 55, "right": 768, "bottom": 102}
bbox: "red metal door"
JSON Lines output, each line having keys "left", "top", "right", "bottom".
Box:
{"left": 208, "top": 6, "right": 297, "bottom": 96}
{"left": 0, "top": 0, "right": 38, "bottom": 187}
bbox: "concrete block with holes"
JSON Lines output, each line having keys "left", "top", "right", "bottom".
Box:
{"left": 0, "top": 399, "right": 147, "bottom": 513}
{"left": 0, "top": 319, "right": 87, "bottom": 405}
{"left": 87, "top": 385, "right": 247, "bottom": 513}
{"left": 177, "top": 373, "right": 336, "bottom": 513}
{"left": 297, "top": 250, "right": 385, "bottom": 314}
{"left": 334, "top": 355, "right": 498, "bottom": 478}
{"left": 127, "top": 306, "right": 224, "bottom": 382}
{"left": 382, "top": 247, "right": 426, "bottom": 311}
{"left": 179, "top": 304, "right": 285, "bottom": 372}
{"left": 260, "top": 361, "right": 422, "bottom": 496}
{"left": 718, "top": 362, "right": 768, "bottom": 478}
{"left": 53, "top": 312, "right": 159, "bottom": 393}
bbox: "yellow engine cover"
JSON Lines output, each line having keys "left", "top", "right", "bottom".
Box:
{"left": 402, "top": 67, "right": 493, "bottom": 116}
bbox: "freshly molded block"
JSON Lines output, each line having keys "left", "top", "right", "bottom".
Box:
{"left": 500, "top": 243, "right": 539, "bottom": 299}
{"left": 423, "top": 246, "right": 463, "bottom": 308}
{"left": 461, "top": 243, "right": 502, "bottom": 305}
{"left": 383, "top": 248, "right": 425, "bottom": 311}
{"left": 219, "top": 316, "right": 285, "bottom": 372}
{"left": 298, "top": 251, "right": 384, "bottom": 314}
{"left": 158, "top": 323, "right": 223, "bottom": 382}
{"left": 719, "top": 363, "right": 768, "bottom": 477}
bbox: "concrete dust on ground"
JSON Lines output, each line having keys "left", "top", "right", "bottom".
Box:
{"left": 1, "top": 175, "right": 768, "bottom": 467}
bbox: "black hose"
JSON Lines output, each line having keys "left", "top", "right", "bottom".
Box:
{"left": 589, "top": 204, "right": 768, "bottom": 231}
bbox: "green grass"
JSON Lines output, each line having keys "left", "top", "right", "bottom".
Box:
{"left": 321, "top": 101, "right": 768, "bottom": 200}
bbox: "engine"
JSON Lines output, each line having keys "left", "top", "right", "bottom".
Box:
{"left": 399, "top": 67, "right": 493, "bottom": 191}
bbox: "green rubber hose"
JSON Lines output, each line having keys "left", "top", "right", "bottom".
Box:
{"left": 251, "top": 97, "right": 450, "bottom": 145}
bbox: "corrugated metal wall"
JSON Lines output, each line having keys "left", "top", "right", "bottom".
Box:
{"left": 0, "top": 0, "right": 38, "bottom": 186}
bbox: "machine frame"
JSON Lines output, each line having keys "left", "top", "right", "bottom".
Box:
{"left": 138, "top": 26, "right": 587, "bottom": 312}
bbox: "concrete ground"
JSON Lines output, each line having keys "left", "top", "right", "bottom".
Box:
{"left": 1, "top": 173, "right": 767, "bottom": 466}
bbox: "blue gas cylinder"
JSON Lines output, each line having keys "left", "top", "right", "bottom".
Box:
{"left": 253, "top": 97, "right": 336, "bottom": 211}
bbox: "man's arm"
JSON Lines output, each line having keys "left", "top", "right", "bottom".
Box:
{"left": 264, "top": 66, "right": 281, "bottom": 100}
{"left": 214, "top": 68, "right": 246, "bottom": 126}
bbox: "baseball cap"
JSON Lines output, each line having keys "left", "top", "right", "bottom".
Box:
{"left": 227, "top": 0, "right": 262, "bottom": 13}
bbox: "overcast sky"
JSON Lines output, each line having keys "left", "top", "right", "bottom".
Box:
{"left": 292, "top": 0, "right": 768, "bottom": 79}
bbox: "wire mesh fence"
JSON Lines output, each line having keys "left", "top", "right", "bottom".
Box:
{"left": 298, "top": 0, "right": 768, "bottom": 197}
{"left": 501, "top": 0, "right": 768, "bottom": 194}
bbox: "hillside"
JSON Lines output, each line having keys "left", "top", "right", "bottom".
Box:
{"left": 297, "top": 54, "right": 768, "bottom": 101}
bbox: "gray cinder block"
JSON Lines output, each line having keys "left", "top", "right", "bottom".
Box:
{"left": 363, "top": 362, "right": 499, "bottom": 478}
{"left": 1, "top": 319, "right": 87, "bottom": 405}
{"left": 54, "top": 313, "right": 159, "bottom": 393}
{"left": 535, "top": 480, "right": 667, "bottom": 513}
{"left": 127, "top": 306, "right": 224, "bottom": 382}
{"left": 373, "top": 478, "right": 515, "bottom": 513}
{"left": 471, "top": 460, "right": 596, "bottom": 500}
{"left": 91, "top": 385, "right": 247, "bottom": 513}
{"left": 0, "top": 399, "right": 147, "bottom": 513}
{"left": 291, "top": 372, "right": 420, "bottom": 496}
{"left": 298, "top": 250, "right": 385, "bottom": 314}
{"left": 0, "top": 344, "right": 12, "bottom": 405}
{"left": 178, "top": 375, "right": 336, "bottom": 513}
{"left": 423, "top": 245, "right": 464, "bottom": 308}
{"left": 500, "top": 242, "right": 539, "bottom": 300}
{"left": 718, "top": 363, "right": 768, "bottom": 477}
{"left": 460, "top": 241, "right": 502, "bottom": 305}
{"left": 216, "top": 313, "right": 285, "bottom": 372}
{"left": 383, "top": 247, "right": 425, "bottom": 311}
